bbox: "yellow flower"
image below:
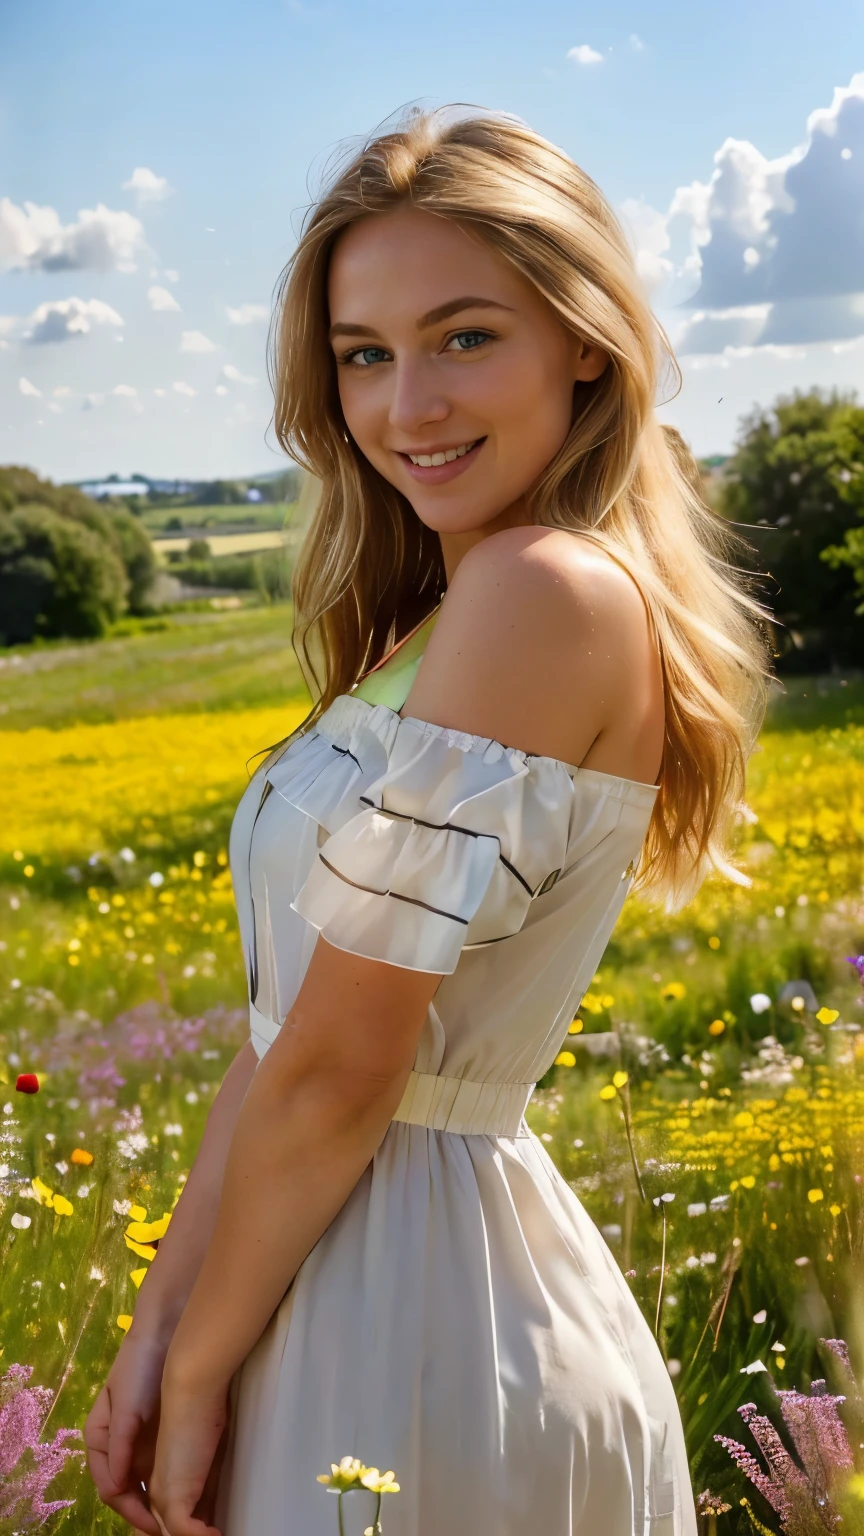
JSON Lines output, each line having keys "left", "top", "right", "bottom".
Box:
{"left": 71, "top": 1148, "right": 93, "bottom": 1166}
{"left": 128, "top": 1204, "right": 147, "bottom": 1222}
{"left": 52, "top": 1194, "right": 73, "bottom": 1217}
{"left": 317, "top": 1457, "right": 400, "bottom": 1495}
{"left": 130, "top": 1267, "right": 148, "bottom": 1289}
{"left": 117, "top": 1314, "right": 133, "bottom": 1332}
{"left": 568, "top": 1018, "right": 584, "bottom": 1034}
{"left": 734, "top": 1111, "right": 754, "bottom": 1129}
{"left": 125, "top": 1213, "right": 171, "bottom": 1244}
{"left": 847, "top": 1473, "right": 864, "bottom": 1503}
{"left": 807, "top": 1188, "right": 824, "bottom": 1203}
{"left": 829, "top": 1204, "right": 842, "bottom": 1217}
{"left": 23, "top": 864, "right": 35, "bottom": 877}
{"left": 708, "top": 1019, "right": 726, "bottom": 1036}
{"left": 599, "top": 1084, "right": 617, "bottom": 1101}
{"left": 740, "top": 1175, "right": 756, "bottom": 1189}
{"left": 193, "top": 851, "right": 208, "bottom": 867}
{"left": 600, "top": 993, "right": 615, "bottom": 1009}
{"left": 612, "top": 1070, "right": 629, "bottom": 1089}
{"left": 816, "top": 1007, "right": 839, "bottom": 1025}
{"left": 708, "top": 936, "right": 721, "bottom": 950}
{"left": 31, "top": 1176, "right": 54, "bottom": 1208}
{"left": 660, "top": 982, "right": 686, "bottom": 1001}
{"left": 124, "top": 1236, "right": 158, "bottom": 1261}
{"left": 555, "top": 1051, "right": 576, "bottom": 1068}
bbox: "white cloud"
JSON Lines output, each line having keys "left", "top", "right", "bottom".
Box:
{"left": 181, "top": 330, "right": 217, "bottom": 353}
{"left": 222, "top": 363, "right": 257, "bottom": 385}
{"left": 3, "top": 296, "right": 124, "bottom": 345}
{"left": 82, "top": 393, "right": 106, "bottom": 411}
{"left": 0, "top": 197, "right": 143, "bottom": 273}
{"left": 153, "top": 387, "right": 166, "bottom": 397}
{"left": 122, "top": 167, "right": 172, "bottom": 203}
{"left": 113, "top": 384, "right": 138, "bottom": 396}
{"left": 629, "top": 33, "right": 645, "bottom": 50}
{"left": 215, "top": 384, "right": 229, "bottom": 395}
{"left": 622, "top": 71, "right": 864, "bottom": 352}
{"left": 164, "top": 269, "right": 180, "bottom": 283}
{"left": 52, "top": 385, "right": 72, "bottom": 397}
{"left": 148, "top": 285, "right": 181, "bottom": 312}
{"left": 173, "top": 381, "right": 197, "bottom": 396}
{"left": 226, "top": 302, "right": 269, "bottom": 325}
{"left": 19, "top": 376, "right": 42, "bottom": 397}
{"left": 567, "top": 44, "right": 604, "bottom": 66}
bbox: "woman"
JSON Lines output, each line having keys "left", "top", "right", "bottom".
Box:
{"left": 85, "top": 104, "right": 772, "bottom": 1535}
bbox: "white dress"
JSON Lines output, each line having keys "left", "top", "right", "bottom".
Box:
{"left": 214, "top": 650, "right": 698, "bottom": 1535}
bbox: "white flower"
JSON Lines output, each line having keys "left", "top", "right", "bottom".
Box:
{"left": 11, "top": 1212, "right": 31, "bottom": 1229}
{"left": 750, "top": 993, "right": 772, "bottom": 1014}
{"left": 113, "top": 1198, "right": 132, "bottom": 1215}
{"left": 77, "top": 1184, "right": 91, "bottom": 1197}
{"left": 753, "top": 1309, "right": 767, "bottom": 1324}
{"left": 163, "top": 1122, "right": 183, "bottom": 1136}
{"left": 699, "top": 1252, "right": 717, "bottom": 1266}
{"left": 148, "top": 871, "right": 165, "bottom": 888}
{"left": 687, "top": 1202, "right": 707, "bottom": 1217}
{"left": 741, "top": 1359, "right": 768, "bottom": 1374}
{"left": 184, "top": 1090, "right": 199, "bottom": 1105}
{"left": 119, "top": 847, "right": 136, "bottom": 863}
{"left": 89, "top": 1266, "right": 104, "bottom": 1280}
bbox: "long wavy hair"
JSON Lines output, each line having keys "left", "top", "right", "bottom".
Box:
{"left": 260, "top": 103, "right": 775, "bottom": 913}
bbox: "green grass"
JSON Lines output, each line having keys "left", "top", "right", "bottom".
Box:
{"left": 0, "top": 604, "right": 311, "bottom": 732}
{"left": 139, "top": 502, "right": 295, "bottom": 534}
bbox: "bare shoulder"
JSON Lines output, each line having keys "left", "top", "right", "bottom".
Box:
{"left": 403, "top": 527, "right": 664, "bottom": 781}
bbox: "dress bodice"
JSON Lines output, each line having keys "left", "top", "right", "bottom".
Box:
{"left": 228, "top": 619, "right": 659, "bottom": 1107}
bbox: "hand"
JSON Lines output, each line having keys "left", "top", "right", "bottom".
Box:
{"left": 84, "top": 1327, "right": 170, "bottom": 1535}
{"left": 148, "top": 1371, "right": 230, "bottom": 1536}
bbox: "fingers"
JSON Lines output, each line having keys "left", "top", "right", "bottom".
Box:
{"left": 84, "top": 1386, "right": 162, "bottom": 1535}
{"left": 150, "top": 1497, "right": 222, "bottom": 1536}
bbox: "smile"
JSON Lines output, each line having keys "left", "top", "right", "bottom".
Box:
{"left": 406, "top": 439, "right": 479, "bottom": 466}
{"left": 397, "top": 437, "right": 486, "bottom": 485}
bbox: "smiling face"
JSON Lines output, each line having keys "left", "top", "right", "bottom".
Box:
{"left": 327, "top": 205, "right": 608, "bottom": 545}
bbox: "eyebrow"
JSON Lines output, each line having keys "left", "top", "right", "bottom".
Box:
{"left": 328, "top": 296, "right": 514, "bottom": 342}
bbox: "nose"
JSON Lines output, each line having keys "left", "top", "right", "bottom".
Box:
{"left": 387, "top": 354, "right": 449, "bottom": 435}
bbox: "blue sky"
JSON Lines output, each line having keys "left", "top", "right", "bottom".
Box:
{"left": 1, "top": 0, "right": 862, "bottom": 481}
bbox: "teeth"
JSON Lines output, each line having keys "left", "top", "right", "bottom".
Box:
{"left": 408, "top": 439, "right": 477, "bottom": 467}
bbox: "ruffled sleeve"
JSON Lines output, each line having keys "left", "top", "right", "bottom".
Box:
{"left": 288, "top": 714, "right": 578, "bottom": 974}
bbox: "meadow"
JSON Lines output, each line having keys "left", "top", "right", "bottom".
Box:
{"left": 1, "top": 605, "right": 864, "bottom": 1533}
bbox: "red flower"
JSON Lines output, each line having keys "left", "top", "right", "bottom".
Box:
{"left": 16, "top": 1073, "right": 39, "bottom": 1094}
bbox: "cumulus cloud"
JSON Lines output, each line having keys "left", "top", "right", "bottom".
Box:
{"left": 226, "top": 302, "right": 269, "bottom": 325}
{"left": 181, "top": 330, "right": 217, "bottom": 352}
{"left": 113, "top": 384, "right": 138, "bottom": 396}
{"left": 215, "top": 384, "right": 229, "bottom": 395}
{"left": 625, "top": 72, "right": 864, "bottom": 353}
{"left": 122, "top": 167, "right": 172, "bottom": 203}
{"left": 567, "top": 44, "right": 603, "bottom": 66}
{"left": 2, "top": 296, "right": 124, "bottom": 345}
{"left": 173, "top": 381, "right": 197, "bottom": 396}
{"left": 19, "top": 376, "right": 42, "bottom": 397}
{"left": 164, "top": 269, "right": 180, "bottom": 283}
{"left": 222, "top": 363, "right": 257, "bottom": 385}
{"left": 0, "top": 197, "right": 143, "bottom": 273}
{"left": 52, "top": 385, "right": 72, "bottom": 397}
{"left": 148, "top": 285, "right": 181, "bottom": 312}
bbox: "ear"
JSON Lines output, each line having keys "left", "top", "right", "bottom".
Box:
{"left": 573, "top": 339, "right": 610, "bottom": 384}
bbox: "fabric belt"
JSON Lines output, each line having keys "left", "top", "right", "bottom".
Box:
{"left": 392, "top": 1070, "right": 535, "bottom": 1137}
{"left": 252, "top": 1006, "right": 534, "bottom": 1137}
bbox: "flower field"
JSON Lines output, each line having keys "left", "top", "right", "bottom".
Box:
{"left": 1, "top": 612, "right": 864, "bottom": 1532}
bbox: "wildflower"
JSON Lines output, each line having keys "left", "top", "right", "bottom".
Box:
{"left": 612, "top": 1070, "right": 629, "bottom": 1088}
{"left": 555, "top": 1051, "right": 576, "bottom": 1067}
{"left": 117, "top": 1315, "right": 133, "bottom": 1332}
{"left": 708, "top": 1019, "right": 725, "bottom": 1036}
{"left": 807, "top": 1188, "right": 824, "bottom": 1203}
{"left": 15, "top": 1073, "right": 39, "bottom": 1094}
{"left": 599, "top": 1084, "right": 617, "bottom": 1101}
{"left": 708, "top": 936, "right": 721, "bottom": 950}
{"left": 660, "top": 982, "right": 686, "bottom": 1001}
{"left": 750, "top": 993, "right": 772, "bottom": 1014}
{"left": 52, "top": 1195, "right": 73, "bottom": 1217}
{"left": 753, "top": 1310, "right": 767, "bottom": 1324}
{"left": 715, "top": 1379, "right": 853, "bottom": 1525}
{"left": 568, "top": 1017, "right": 584, "bottom": 1034}
{"left": 31, "top": 1176, "right": 54, "bottom": 1207}
{"left": 317, "top": 1456, "right": 400, "bottom": 1494}
{"left": 130, "top": 1268, "right": 148, "bottom": 1289}
{"left": 816, "top": 1007, "right": 839, "bottom": 1024}
{"left": 70, "top": 1148, "right": 93, "bottom": 1166}
{"left": 11, "top": 1213, "right": 31, "bottom": 1229}
{"left": 0, "top": 1363, "right": 83, "bottom": 1524}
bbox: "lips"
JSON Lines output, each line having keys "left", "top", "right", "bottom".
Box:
{"left": 397, "top": 436, "right": 486, "bottom": 486}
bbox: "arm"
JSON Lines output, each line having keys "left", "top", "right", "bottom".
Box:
{"left": 150, "top": 938, "right": 442, "bottom": 1535}
{"left": 84, "top": 1038, "right": 259, "bottom": 1533}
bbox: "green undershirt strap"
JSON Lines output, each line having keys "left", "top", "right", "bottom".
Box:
{"left": 351, "top": 606, "right": 441, "bottom": 713}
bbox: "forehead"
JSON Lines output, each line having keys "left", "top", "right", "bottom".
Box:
{"left": 327, "top": 206, "right": 526, "bottom": 318}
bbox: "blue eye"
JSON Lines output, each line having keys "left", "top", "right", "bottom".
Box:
{"left": 344, "top": 346, "right": 388, "bottom": 367}
{"left": 449, "top": 330, "right": 491, "bottom": 351}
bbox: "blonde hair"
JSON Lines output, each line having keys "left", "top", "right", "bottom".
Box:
{"left": 264, "top": 104, "right": 774, "bottom": 913}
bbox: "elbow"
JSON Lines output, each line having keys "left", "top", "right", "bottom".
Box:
{"left": 263, "top": 1019, "right": 411, "bottom": 1132}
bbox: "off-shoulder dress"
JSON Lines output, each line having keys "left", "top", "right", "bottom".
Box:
{"left": 214, "top": 602, "right": 698, "bottom": 1536}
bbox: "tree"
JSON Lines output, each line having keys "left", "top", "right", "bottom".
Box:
{"left": 717, "top": 388, "right": 864, "bottom": 669}
{"left": 0, "top": 504, "right": 127, "bottom": 643}
{"left": 0, "top": 465, "right": 158, "bottom": 643}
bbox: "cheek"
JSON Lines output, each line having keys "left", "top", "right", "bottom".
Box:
{"left": 483, "top": 346, "right": 574, "bottom": 460}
